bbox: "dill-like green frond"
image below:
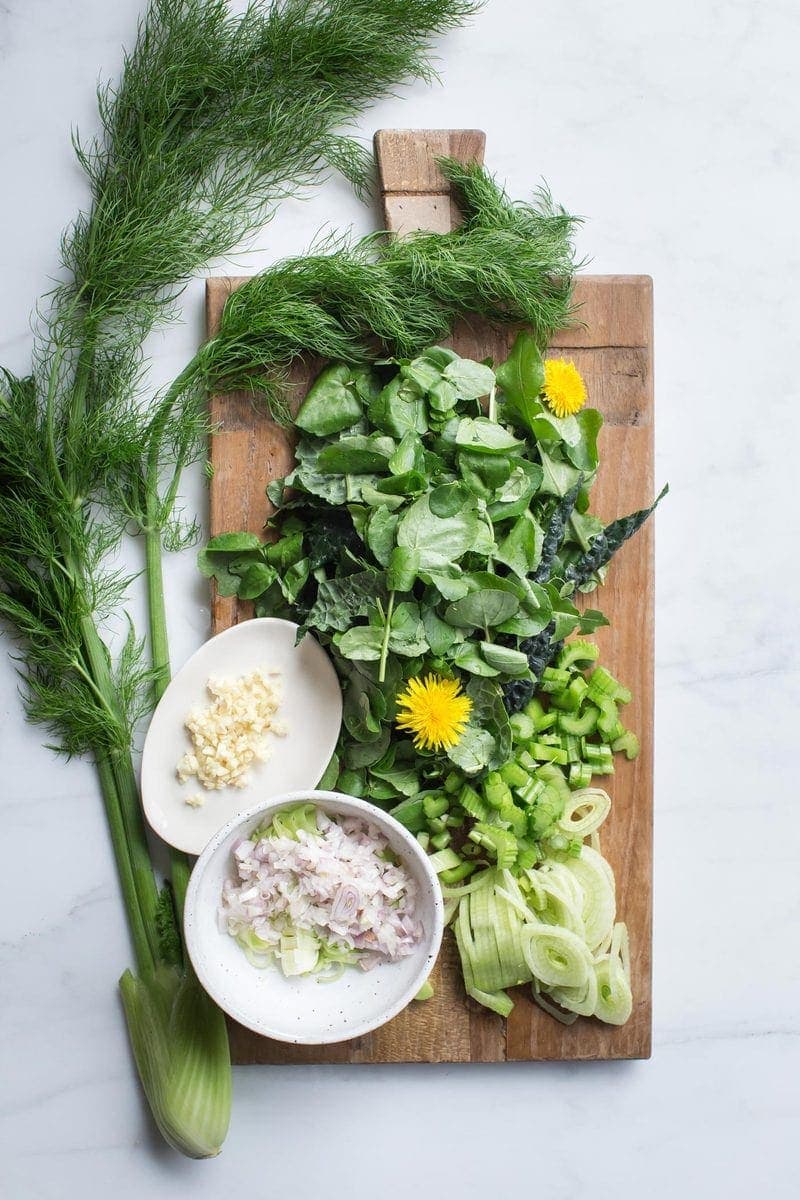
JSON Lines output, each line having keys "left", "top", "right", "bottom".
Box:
{"left": 200, "top": 159, "right": 582, "bottom": 414}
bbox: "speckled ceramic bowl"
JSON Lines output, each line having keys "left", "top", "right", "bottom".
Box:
{"left": 183, "top": 790, "right": 444, "bottom": 1044}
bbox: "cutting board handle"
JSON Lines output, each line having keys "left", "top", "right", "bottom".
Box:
{"left": 374, "top": 129, "right": 486, "bottom": 236}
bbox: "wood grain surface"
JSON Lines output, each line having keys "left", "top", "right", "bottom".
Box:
{"left": 205, "top": 130, "right": 653, "bottom": 1063}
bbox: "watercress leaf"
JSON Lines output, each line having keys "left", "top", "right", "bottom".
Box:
{"left": 387, "top": 546, "right": 419, "bottom": 592}
{"left": 544, "top": 582, "right": 581, "bottom": 641}
{"left": 569, "top": 508, "right": 605, "bottom": 552}
{"left": 368, "top": 374, "right": 428, "bottom": 438}
{"left": 538, "top": 446, "right": 583, "bottom": 497}
{"left": 422, "top": 604, "right": 461, "bottom": 656}
{"left": 446, "top": 678, "right": 511, "bottom": 774}
{"left": 396, "top": 497, "right": 480, "bottom": 570}
{"left": 451, "top": 642, "right": 500, "bottom": 676}
{"left": 368, "top": 760, "right": 421, "bottom": 796}
{"left": 420, "top": 565, "right": 471, "bottom": 601}
{"left": 401, "top": 346, "right": 458, "bottom": 392}
{"left": 266, "top": 478, "right": 286, "bottom": 509}
{"left": 429, "top": 481, "right": 471, "bottom": 518}
{"left": 428, "top": 378, "right": 459, "bottom": 413}
{"left": 334, "top": 625, "right": 384, "bottom": 660}
{"left": 479, "top": 642, "right": 531, "bottom": 678}
{"left": 264, "top": 531, "right": 304, "bottom": 568}
{"left": 317, "top": 435, "right": 394, "bottom": 475}
{"left": 444, "top": 579, "right": 520, "bottom": 629}
{"left": 360, "top": 483, "right": 405, "bottom": 510}
{"left": 374, "top": 470, "right": 427, "bottom": 496}
{"left": 458, "top": 449, "right": 514, "bottom": 497}
{"left": 495, "top": 331, "right": 545, "bottom": 432}
{"left": 579, "top": 608, "right": 610, "bottom": 634}
{"left": 563, "top": 407, "right": 603, "bottom": 471}
{"left": 486, "top": 460, "right": 544, "bottom": 522}
{"left": 205, "top": 532, "right": 262, "bottom": 553}
{"left": 387, "top": 604, "right": 428, "bottom": 656}
{"left": 455, "top": 417, "right": 524, "bottom": 455}
{"left": 235, "top": 561, "right": 278, "bottom": 600}
{"left": 344, "top": 725, "right": 391, "bottom": 769}
{"left": 495, "top": 510, "right": 543, "bottom": 577}
{"left": 278, "top": 557, "right": 310, "bottom": 604}
{"left": 366, "top": 507, "right": 399, "bottom": 567}
{"left": 295, "top": 363, "right": 363, "bottom": 436}
{"left": 443, "top": 358, "right": 495, "bottom": 400}
{"left": 388, "top": 431, "right": 424, "bottom": 475}
{"left": 306, "top": 571, "right": 387, "bottom": 633}
{"left": 352, "top": 367, "right": 382, "bottom": 405}
{"left": 532, "top": 410, "right": 581, "bottom": 447}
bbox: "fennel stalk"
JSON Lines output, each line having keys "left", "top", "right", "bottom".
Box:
{"left": 0, "top": 0, "right": 479, "bottom": 1157}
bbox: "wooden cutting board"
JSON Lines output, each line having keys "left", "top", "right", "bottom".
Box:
{"left": 205, "top": 130, "right": 653, "bottom": 1063}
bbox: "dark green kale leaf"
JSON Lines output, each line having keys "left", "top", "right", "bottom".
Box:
{"left": 565, "top": 484, "right": 668, "bottom": 588}
{"left": 531, "top": 478, "right": 582, "bottom": 582}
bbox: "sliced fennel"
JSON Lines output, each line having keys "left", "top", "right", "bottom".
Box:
{"left": 450, "top": 784, "right": 633, "bottom": 1026}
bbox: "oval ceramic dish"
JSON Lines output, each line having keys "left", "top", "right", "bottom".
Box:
{"left": 141, "top": 619, "right": 342, "bottom": 855}
{"left": 183, "top": 790, "right": 444, "bottom": 1044}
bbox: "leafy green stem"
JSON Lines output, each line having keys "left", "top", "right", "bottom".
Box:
{"left": 94, "top": 753, "right": 155, "bottom": 976}
{"left": 378, "top": 590, "right": 396, "bottom": 684}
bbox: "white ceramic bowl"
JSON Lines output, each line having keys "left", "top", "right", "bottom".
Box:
{"left": 141, "top": 618, "right": 342, "bottom": 855}
{"left": 183, "top": 790, "right": 444, "bottom": 1044}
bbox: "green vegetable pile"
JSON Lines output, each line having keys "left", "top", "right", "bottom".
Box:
{"left": 204, "top": 331, "right": 663, "bottom": 1024}
{"left": 203, "top": 334, "right": 663, "bottom": 788}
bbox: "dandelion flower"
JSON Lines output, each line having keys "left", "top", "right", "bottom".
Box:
{"left": 542, "top": 358, "right": 587, "bottom": 418}
{"left": 395, "top": 674, "right": 472, "bottom": 752}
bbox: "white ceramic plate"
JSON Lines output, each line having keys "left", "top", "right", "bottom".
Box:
{"left": 184, "top": 791, "right": 444, "bottom": 1044}
{"left": 141, "top": 619, "right": 342, "bottom": 855}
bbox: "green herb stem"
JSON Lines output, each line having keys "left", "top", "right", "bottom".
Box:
{"left": 95, "top": 753, "right": 155, "bottom": 976}
{"left": 378, "top": 589, "right": 396, "bottom": 684}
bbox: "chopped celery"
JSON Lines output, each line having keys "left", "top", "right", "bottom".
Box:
{"left": 439, "top": 861, "right": 476, "bottom": 885}
{"left": 557, "top": 704, "right": 599, "bottom": 736}
{"left": 596, "top": 699, "right": 619, "bottom": 737}
{"left": 428, "top": 816, "right": 448, "bottom": 834}
{"left": 483, "top": 772, "right": 513, "bottom": 811}
{"left": 460, "top": 784, "right": 489, "bottom": 822}
{"left": 518, "top": 777, "right": 547, "bottom": 806}
{"left": 423, "top": 793, "right": 449, "bottom": 821}
{"left": 509, "top": 711, "right": 535, "bottom": 742}
{"left": 568, "top": 762, "right": 593, "bottom": 789}
{"left": 557, "top": 640, "right": 601, "bottom": 671}
{"left": 446, "top": 809, "right": 466, "bottom": 828}
{"left": 612, "top": 730, "right": 640, "bottom": 760}
{"left": 500, "top": 760, "right": 530, "bottom": 790}
{"left": 469, "top": 823, "right": 518, "bottom": 869}
{"left": 530, "top": 742, "right": 568, "bottom": 764}
{"left": 414, "top": 980, "right": 435, "bottom": 1001}
{"left": 540, "top": 666, "right": 571, "bottom": 693}
{"left": 428, "top": 847, "right": 462, "bottom": 874}
{"left": 549, "top": 676, "right": 589, "bottom": 711}
{"left": 430, "top": 830, "right": 452, "bottom": 850}
{"left": 443, "top": 771, "right": 462, "bottom": 794}
{"left": 416, "top": 831, "right": 430, "bottom": 852}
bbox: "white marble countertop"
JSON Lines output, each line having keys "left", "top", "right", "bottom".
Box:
{"left": 1, "top": 1, "right": 797, "bottom": 1195}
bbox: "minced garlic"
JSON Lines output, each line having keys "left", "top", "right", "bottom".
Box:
{"left": 177, "top": 667, "right": 286, "bottom": 793}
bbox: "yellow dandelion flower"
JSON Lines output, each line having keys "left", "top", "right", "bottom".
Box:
{"left": 395, "top": 674, "right": 472, "bottom": 753}
{"left": 542, "top": 358, "right": 587, "bottom": 418}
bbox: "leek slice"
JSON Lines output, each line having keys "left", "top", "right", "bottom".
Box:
{"left": 547, "top": 967, "right": 599, "bottom": 1017}
{"left": 532, "top": 978, "right": 579, "bottom": 1026}
{"left": 558, "top": 787, "right": 612, "bottom": 837}
{"left": 521, "top": 923, "right": 593, "bottom": 990}
{"left": 593, "top": 954, "right": 632, "bottom": 1025}
{"left": 562, "top": 848, "right": 616, "bottom": 951}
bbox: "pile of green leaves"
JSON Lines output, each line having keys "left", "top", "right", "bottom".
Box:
{"left": 202, "top": 333, "right": 665, "bottom": 801}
